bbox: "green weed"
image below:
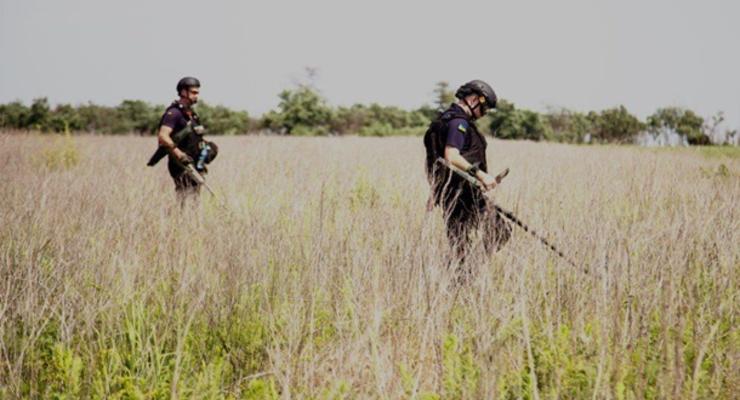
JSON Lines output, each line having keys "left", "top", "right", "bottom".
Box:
{"left": 38, "top": 132, "right": 80, "bottom": 170}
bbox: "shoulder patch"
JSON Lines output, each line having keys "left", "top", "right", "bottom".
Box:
{"left": 457, "top": 123, "right": 467, "bottom": 133}
{"left": 167, "top": 111, "right": 173, "bottom": 115}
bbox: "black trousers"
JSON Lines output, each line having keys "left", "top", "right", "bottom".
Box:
{"left": 166, "top": 140, "right": 219, "bottom": 195}
{"left": 168, "top": 157, "right": 201, "bottom": 195}
{"left": 443, "top": 186, "right": 512, "bottom": 257}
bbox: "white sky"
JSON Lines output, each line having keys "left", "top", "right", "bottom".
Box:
{"left": 1, "top": 0, "right": 739, "bottom": 129}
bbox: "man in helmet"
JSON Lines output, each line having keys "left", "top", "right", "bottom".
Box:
{"left": 151, "top": 76, "right": 218, "bottom": 200}
{"left": 424, "top": 79, "right": 511, "bottom": 264}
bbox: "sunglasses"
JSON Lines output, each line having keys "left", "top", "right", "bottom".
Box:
{"left": 478, "top": 96, "right": 490, "bottom": 113}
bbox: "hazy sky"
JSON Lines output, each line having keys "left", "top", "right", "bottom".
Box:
{"left": 2, "top": 0, "right": 739, "bottom": 129}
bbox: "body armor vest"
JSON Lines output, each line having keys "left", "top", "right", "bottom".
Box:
{"left": 423, "top": 105, "right": 488, "bottom": 205}
{"left": 147, "top": 102, "right": 204, "bottom": 167}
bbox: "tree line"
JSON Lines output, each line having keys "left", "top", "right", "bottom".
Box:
{"left": 0, "top": 82, "right": 735, "bottom": 145}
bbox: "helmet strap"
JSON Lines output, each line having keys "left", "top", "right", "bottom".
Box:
{"left": 463, "top": 97, "right": 481, "bottom": 118}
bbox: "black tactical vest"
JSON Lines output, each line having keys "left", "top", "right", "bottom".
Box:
{"left": 163, "top": 101, "right": 203, "bottom": 158}
{"left": 423, "top": 104, "right": 488, "bottom": 205}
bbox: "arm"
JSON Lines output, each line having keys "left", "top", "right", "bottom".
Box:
{"left": 157, "top": 124, "right": 188, "bottom": 162}
{"left": 444, "top": 146, "right": 497, "bottom": 190}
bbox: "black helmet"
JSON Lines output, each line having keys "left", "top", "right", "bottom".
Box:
{"left": 176, "top": 77, "right": 201, "bottom": 94}
{"left": 455, "top": 80, "right": 497, "bottom": 109}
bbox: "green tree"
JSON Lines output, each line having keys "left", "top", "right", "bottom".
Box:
{"left": 416, "top": 104, "right": 438, "bottom": 122}
{"left": 544, "top": 108, "right": 593, "bottom": 143}
{"left": 262, "top": 85, "right": 333, "bottom": 135}
{"left": 114, "top": 100, "right": 160, "bottom": 134}
{"left": 488, "top": 100, "right": 551, "bottom": 141}
{"left": 28, "top": 97, "right": 51, "bottom": 131}
{"left": 331, "top": 104, "right": 372, "bottom": 134}
{"left": 76, "top": 103, "right": 118, "bottom": 133}
{"left": 366, "top": 104, "right": 428, "bottom": 129}
{"left": 434, "top": 81, "right": 455, "bottom": 111}
{"left": 647, "top": 107, "right": 707, "bottom": 145}
{"left": 588, "top": 105, "right": 644, "bottom": 143}
{"left": 48, "top": 104, "right": 84, "bottom": 132}
{"left": 197, "top": 101, "right": 251, "bottom": 135}
{"left": 0, "top": 101, "right": 30, "bottom": 129}
{"left": 329, "top": 103, "right": 430, "bottom": 135}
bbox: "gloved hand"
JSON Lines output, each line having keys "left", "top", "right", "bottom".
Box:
{"left": 172, "top": 148, "right": 193, "bottom": 164}
{"left": 478, "top": 172, "right": 498, "bottom": 191}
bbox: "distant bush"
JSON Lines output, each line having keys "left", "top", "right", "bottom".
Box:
{"left": 330, "top": 104, "right": 371, "bottom": 134}
{"left": 27, "top": 97, "right": 51, "bottom": 131}
{"left": 0, "top": 84, "right": 734, "bottom": 146}
{"left": 38, "top": 133, "right": 80, "bottom": 170}
{"left": 0, "top": 101, "right": 31, "bottom": 129}
{"left": 647, "top": 107, "right": 707, "bottom": 145}
{"left": 289, "top": 124, "right": 331, "bottom": 136}
{"left": 260, "top": 85, "right": 333, "bottom": 134}
{"left": 76, "top": 103, "right": 120, "bottom": 133}
{"left": 258, "top": 85, "right": 430, "bottom": 136}
{"left": 48, "top": 104, "right": 84, "bottom": 133}
{"left": 0, "top": 98, "right": 254, "bottom": 135}
{"left": 333, "top": 104, "right": 429, "bottom": 136}
{"left": 357, "top": 122, "right": 426, "bottom": 137}
{"left": 113, "top": 100, "right": 161, "bottom": 134}
{"left": 197, "top": 101, "right": 251, "bottom": 135}
{"left": 0, "top": 98, "right": 159, "bottom": 134}
{"left": 543, "top": 108, "right": 593, "bottom": 143}
{"left": 587, "top": 105, "right": 644, "bottom": 144}
{"left": 489, "top": 100, "right": 552, "bottom": 141}
{"left": 358, "top": 122, "right": 394, "bottom": 137}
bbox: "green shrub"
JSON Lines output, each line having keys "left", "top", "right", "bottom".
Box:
{"left": 489, "top": 100, "right": 552, "bottom": 141}
{"left": 290, "top": 124, "right": 330, "bottom": 136}
{"left": 588, "top": 106, "right": 644, "bottom": 143}
{"left": 243, "top": 378, "right": 279, "bottom": 400}
{"left": 39, "top": 133, "right": 80, "bottom": 170}
{"left": 46, "top": 343, "right": 84, "bottom": 399}
{"left": 442, "top": 334, "right": 479, "bottom": 400}
{"left": 544, "top": 108, "right": 593, "bottom": 143}
{"left": 647, "top": 107, "right": 707, "bottom": 145}
{"left": 261, "top": 85, "right": 333, "bottom": 135}
{"left": 197, "top": 101, "right": 251, "bottom": 135}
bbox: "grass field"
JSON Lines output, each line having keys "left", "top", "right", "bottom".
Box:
{"left": 1, "top": 133, "right": 738, "bottom": 399}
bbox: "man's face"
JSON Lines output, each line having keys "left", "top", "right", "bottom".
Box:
{"left": 468, "top": 94, "right": 489, "bottom": 119}
{"left": 181, "top": 87, "right": 200, "bottom": 104}
{"left": 476, "top": 96, "right": 491, "bottom": 118}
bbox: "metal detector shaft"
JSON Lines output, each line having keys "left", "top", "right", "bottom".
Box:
{"left": 168, "top": 157, "right": 229, "bottom": 211}
{"left": 185, "top": 165, "right": 215, "bottom": 196}
{"left": 435, "top": 157, "right": 581, "bottom": 271}
{"left": 489, "top": 204, "right": 580, "bottom": 270}
{"left": 184, "top": 164, "right": 230, "bottom": 211}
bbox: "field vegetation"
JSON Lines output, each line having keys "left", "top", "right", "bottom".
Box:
{"left": 0, "top": 133, "right": 737, "bottom": 398}
{"left": 2, "top": 82, "right": 737, "bottom": 145}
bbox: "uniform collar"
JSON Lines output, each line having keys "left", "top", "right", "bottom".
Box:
{"left": 172, "top": 99, "right": 189, "bottom": 109}
{"left": 171, "top": 99, "right": 197, "bottom": 118}
{"left": 443, "top": 103, "right": 472, "bottom": 121}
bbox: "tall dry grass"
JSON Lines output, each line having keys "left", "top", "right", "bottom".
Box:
{"left": 0, "top": 132, "right": 737, "bottom": 399}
